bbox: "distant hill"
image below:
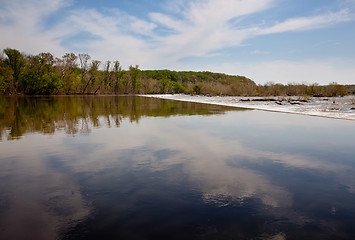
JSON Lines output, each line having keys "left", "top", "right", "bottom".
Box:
{"left": 140, "top": 70, "right": 256, "bottom": 95}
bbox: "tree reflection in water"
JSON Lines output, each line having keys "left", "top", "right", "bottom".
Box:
{"left": 0, "top": 95, "right": 239, "bottom": 140}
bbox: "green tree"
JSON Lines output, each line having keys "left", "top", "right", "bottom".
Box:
{"left": 159, "top": 78, "right": 170, "bottom": 93}
{"left": 3, "top": 48, "right": 25, "bottom": 87}
{"left": 326, "top": 82, "right": 348, "bottom": 97}
{"left": 20, "top": 53, "right": 61, "bottom": 94}
{"left": 0, "top": 64, "right": 15, "bottom": 94}
{"left": 193, "top": 84, "right": 202, "bottom": 95}
{"left": 128, "top": 65, "right": 141, "bottom": 93}
{"left": 112, "top": 60, "right": 123, "bottom": 93}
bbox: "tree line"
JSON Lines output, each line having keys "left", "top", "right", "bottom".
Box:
{"left": 0, "top": 48, "right": 352, "bottom": 96}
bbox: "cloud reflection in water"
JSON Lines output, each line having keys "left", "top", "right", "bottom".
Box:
{"left": 0, "top": 96, "right": 355, "bottom": 239}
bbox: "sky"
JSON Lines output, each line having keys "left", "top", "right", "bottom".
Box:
{"left": 1, "top": 0, "right": 355, "bottom": 85}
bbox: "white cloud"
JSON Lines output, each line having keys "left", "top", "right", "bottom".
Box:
{"left": 186, "top": 0, "right": 274, "bottom": 24}
{"left": 52, "top": 9, "right": 160, "bottom": 66}
{"left": 149, "top": 12, "right": 184, "bottom": 31}
{"left": 147, "top": 0, "right": 275, "bottom": 59}
{"left": 0, "top": 0, "right": 277, "bottom": 66}
{"left": 251, "top": 50, "right": 269, "bottom": 55}
{"left": 57, "top": 0, "right": 354, "bottom": 69}
{"left": 259, "top": 9, "right": 353, "bottom": 34}
{"left": 0, "top": 0, "right": 71, "bottom": 54}
{"left": 38, "top": 0, "right": 278, "bottom": 67}
{"left": 0, "top": 0, "right": 355, "bottom": 84}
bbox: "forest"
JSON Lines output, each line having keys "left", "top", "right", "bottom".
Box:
{"left": 0, "top": 48, "right": 353, "bottom": 97}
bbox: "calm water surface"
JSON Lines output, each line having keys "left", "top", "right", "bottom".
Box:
{"left": 0, "top": 96, "right": 354, "bottom": 240}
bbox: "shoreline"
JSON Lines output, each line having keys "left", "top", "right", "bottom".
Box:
{"left": 142, "top": 94, "right": 355, "bottom": 121}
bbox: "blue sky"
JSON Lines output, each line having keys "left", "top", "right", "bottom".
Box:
{"left": 1, "top": 0, "right": 355, "bottom": 85}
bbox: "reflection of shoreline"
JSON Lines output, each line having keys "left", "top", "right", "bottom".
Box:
{"left": 0, "top": 96, "right": 237, "bottom": 140}
{"left": 144, "top": 94, "right": 355, "bottom": 120}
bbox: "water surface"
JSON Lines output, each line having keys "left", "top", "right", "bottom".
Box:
{"left": 0, "top": 96, "right": 354, "bottom": 240}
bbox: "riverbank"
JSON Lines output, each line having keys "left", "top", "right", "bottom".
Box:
{"left": 143, "top": 94, "right": 355, "bottom": 120}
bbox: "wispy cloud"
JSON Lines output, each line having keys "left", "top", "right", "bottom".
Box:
{"left": 259, "top": 9, "right": 353, "bottom": 34}
{"left": 1, "top": 0, "right": 355, "bottom": 83}
{"left": 250, "top": 50, "right": 269, "bottom": 55}
{"left": 53, "top": 0, "right": 354, "bottom": 67}
{"left": 52, "top": 8, "right": 159, "bottom": 65}
{"left": 146, "top": 0, "right": 275, "bottom": 61}
{"left": 41, "top": 0, "right": 278, "bottom": 66}
{"left": 0, "top": 0, "right": 71, "bottom": 55}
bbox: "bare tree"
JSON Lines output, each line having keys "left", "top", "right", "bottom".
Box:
{"left": 57, "top": 53, "right": 78, "bottom": 94}
{"left": 83, "top": 60, "right": 101, "bottom": 94}
{"left": 62, "top": 53, "right": 77, "bottom": 69}
{"left": 104, "top": 60, "right": 111, "bottom": 87}
{"left": 78, "top": 53, "right": 91, "bottom": 94}
{"left": 93, "top": 60, "right": 112, "bottom": 95}
{"left": 38, "top": 52, "right": 54, "bottom": 66}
